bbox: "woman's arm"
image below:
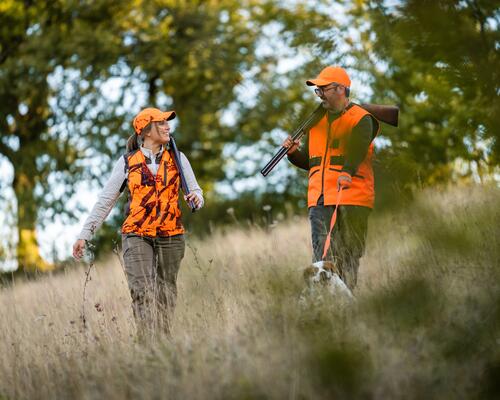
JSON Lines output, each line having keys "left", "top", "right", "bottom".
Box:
{"left": 180, "top": 152, "right": 204, "bottom": 209}
{"left": 77, "top": 157, "right": 126, "bottom": 241}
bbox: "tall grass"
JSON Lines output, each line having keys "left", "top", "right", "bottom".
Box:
{"left": 1, "top": 184, "right": 499, "bottom": 399}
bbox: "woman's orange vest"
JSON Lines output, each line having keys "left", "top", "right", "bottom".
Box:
{"left": 307, "top": 104, "right": 379, "bottom": 208}
{"left": 122, "top": 149, "right": 184, "bottom": 237}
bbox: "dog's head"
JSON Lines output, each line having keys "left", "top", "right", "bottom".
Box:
{"left": 302, "top": 260, "right": 353, "bottom": 299}
{"left": 303, "top": 261, "right": 339, "bottom": 284}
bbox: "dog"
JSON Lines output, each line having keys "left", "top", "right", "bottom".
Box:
{"left": 301, "top": 260, "right": 354, "bottom": 302}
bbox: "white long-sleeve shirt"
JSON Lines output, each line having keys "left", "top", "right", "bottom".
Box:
{"left": 78, "top": 146, "right": 204, "bottom": 241}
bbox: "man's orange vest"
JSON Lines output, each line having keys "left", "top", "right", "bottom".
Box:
{"left": 307, "top": 104, "right": 379, "bottom": 208}
{"left": 122, "top": 149, "right": 184, "bottom": 237}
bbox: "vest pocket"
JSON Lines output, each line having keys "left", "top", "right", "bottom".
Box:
{"left": 328, "top": 167, "right": 343, "bottom": 173}
{"left": 329, "top": 155, "right": 345, "bottom": 166}
{"left": 309, "top": 169, "right": 320, "bottom": 178}
{"left": 328, "top": 167, "right": 365, "bottom": 179}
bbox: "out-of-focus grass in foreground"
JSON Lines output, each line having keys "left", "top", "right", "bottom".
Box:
{"left": 1, "top": 184, "right": 499, "bottom": 399}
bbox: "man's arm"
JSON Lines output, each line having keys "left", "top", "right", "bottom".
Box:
{"left": 342, "top": 115, "right": 377, "bottom": 176}
{"left": 287, "top": 131, "right": 309, "bottom": 171}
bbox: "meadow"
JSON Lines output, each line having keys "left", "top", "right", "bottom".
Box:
{"left": 1, "top": 184, "right": 499, "bottom": 400}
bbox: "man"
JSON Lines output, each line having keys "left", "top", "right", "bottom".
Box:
{"left": 283, "top": 66, "right": 379, "bottom": 292}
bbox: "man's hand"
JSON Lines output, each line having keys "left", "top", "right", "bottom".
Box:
{"left": 185, "top": 192, "right": 201, "bottom": 208}
{"left": 72, "top": 239, "right": 86, "bottom": 260}
{"left": 337, "top": 171, "right": 352, "bottom": 191}
{"left": 282, "top": 136, "right": 300, "bottom": 155}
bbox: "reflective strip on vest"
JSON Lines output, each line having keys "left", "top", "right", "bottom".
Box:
{"left": 122, "top": 149, "right": 184, "bottom": 237}
{"left": 307, "top": 104, "right": 379, "bottom": 208}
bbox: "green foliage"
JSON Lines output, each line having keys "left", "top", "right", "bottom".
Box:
{"left": 365, "top": 277, "right": 439, "bottom": 330}
{"left": 0, "top": 0, "right": 129, "bottom": 270}
{"left": 346, "top": 0, "right": 500, "bottom": 182}
{"left": 309, "top": 344, "right": 371, "bottom": 399}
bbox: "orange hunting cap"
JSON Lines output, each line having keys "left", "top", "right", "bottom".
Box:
{"left": 306, "top": 66, "right": 351, "bottom": 88}
{"left": 132, "top": 107, "right": 176, "bottom": 134}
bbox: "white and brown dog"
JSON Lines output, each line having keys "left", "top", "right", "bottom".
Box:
{"left": 301, "top": 260, "right": 354, "bottom": 302}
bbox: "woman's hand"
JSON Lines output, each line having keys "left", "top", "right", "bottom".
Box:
{"left": 184, "top": 192, "right": 201, "bottom": 209}
{"left": 72, "top": 239, "right": 86, "bottom": 260}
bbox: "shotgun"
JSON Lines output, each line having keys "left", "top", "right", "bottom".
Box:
{"left": 170, "top": 136, "right": 196, "bottom": 212}
{"left": 260, "top": 104, "right": 325, "bottom": 177}
{"left": 260, "top": 103, "right": 399, "bottom": 177}
{"left": 358, "top": 103, "right": 399, "bottom": 127}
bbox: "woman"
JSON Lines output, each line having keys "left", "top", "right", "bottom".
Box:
{"left": 72, "top": 107, "right": 204, "bottom": 337}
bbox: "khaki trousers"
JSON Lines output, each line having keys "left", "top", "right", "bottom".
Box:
{"left": 122, "top": 233, "right": 185, "bottom": 337}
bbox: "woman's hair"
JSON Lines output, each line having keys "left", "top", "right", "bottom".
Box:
{"left": 126, "top": 123, "right": 152, "bottom": 152}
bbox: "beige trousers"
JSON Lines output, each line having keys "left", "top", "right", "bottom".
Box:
{"left": 122, "top": 233, "right": 185, "bottom": 337}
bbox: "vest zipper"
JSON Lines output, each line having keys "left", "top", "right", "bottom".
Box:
{"left": 163, "top": 162, "right": 167, "bottom": 186}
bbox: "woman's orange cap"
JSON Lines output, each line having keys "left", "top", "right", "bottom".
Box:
{"left": 306, "top": 66, "right": 351, "bottom": 88}
{"left": 132, "top": 108, "right": 176, "bottom": 134}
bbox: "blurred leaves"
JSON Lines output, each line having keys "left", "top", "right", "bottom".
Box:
{"left": 2, "top": 0, "right": 499, "bottom": 269}
{"left": 309, "top": 344, "right": 372, "bottom": 399}
{"left": 0, "top": 0, "right": 334, "bottom": 269}
{"left": 345, "top": 0, "right": 500, "bottom": 180}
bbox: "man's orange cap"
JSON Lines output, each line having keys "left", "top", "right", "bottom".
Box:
{"left": 132, "top": 107, "right": 176, "bottom": 134}
{"left": 306, "top": 66, "right": 351, "bottom": 88}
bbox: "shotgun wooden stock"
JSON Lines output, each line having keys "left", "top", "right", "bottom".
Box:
{"left": 359, "top": 103, "right": 399, "bottom": 127}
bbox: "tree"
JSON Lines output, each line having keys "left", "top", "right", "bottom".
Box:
{"left": 0, "top": 0, "right": 366, "bottom": 268}
{"left": 345, "top": 0, "right": 500, "bottom": 183}
{"left": 0, "top": 0, "right": 128, "bottom": 272}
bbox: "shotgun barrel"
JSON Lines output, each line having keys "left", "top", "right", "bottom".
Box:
{"left": 260, "top": 105, "right": 324, "bottom": 177}
{"left": 170, "top": 136, "right": 196, "bottom": 212}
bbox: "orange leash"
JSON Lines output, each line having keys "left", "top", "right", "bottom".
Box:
{"left": 321, "top": 188, "right": 343, "bottom": 260}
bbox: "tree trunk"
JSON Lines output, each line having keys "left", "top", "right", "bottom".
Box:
{"left": 13, "top": 168, "right": 52, "bottom": 273}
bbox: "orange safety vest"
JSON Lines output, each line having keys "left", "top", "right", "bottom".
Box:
{"left": 122, "top": 149, "right": 184, "bottom": 237}
{"left": 307, "top": 103, "right": 380, "bottom": 208}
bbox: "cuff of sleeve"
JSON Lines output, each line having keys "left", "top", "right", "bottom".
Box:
{"left": 78, "top": 230, "right": 93, "bottom": 242}
{"left": 193, "top": 191, "right": 204, "bottom": 209}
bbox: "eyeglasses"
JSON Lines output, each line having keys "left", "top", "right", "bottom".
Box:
{"left": 314, "top": 84, "right": 343, "bottom": 96}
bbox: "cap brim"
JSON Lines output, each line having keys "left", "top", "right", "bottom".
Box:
{"left": 152, "top": 110, "right": 176, "bottom": 122}
{"left": 306, "top": 79, "right": 335, "bottom": 86}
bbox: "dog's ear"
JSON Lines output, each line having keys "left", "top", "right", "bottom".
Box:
{"left": 303, "top": 266, "right": 318, "bottom": 281}
{"left": 322, "top": 261, "right": 340, "bottom": 274}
